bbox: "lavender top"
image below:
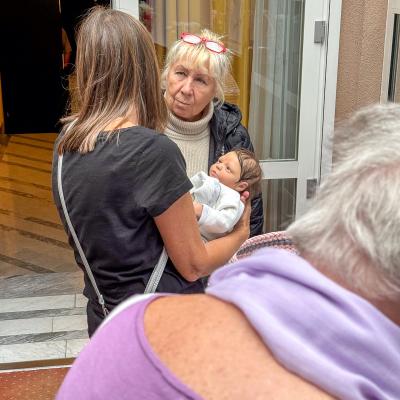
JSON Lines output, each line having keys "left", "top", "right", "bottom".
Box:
{"left": 207, "top": 248, "right": 400, "bottom": 399}
{"left": 57, "top": 248, "right": 400, "bottom": 399}
{"left": 56, "top": 294, "right": 201, "bottom": 400}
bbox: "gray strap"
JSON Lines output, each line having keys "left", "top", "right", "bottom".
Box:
{"left": 57, "top": 154, "right": 109, "bottom": 317}
{"left": 144, "top": 247, "right": 168, "bottom": 294}
{"left": 57, "top": 154, "right": 167, "bottom": 315}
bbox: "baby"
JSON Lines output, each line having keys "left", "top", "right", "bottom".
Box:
{"left": 191, "top": 149, "right": 262, "bottom": 241}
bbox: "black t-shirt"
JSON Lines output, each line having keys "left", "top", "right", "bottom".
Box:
{"left": 52, "top": 126, "right": 202, "bottom": 311}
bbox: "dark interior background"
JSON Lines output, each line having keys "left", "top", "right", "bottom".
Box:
{"left": 0, "top": 0, "right": 110, "bottom": 134}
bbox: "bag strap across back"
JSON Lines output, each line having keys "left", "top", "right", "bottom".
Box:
{"left": 57, "top": 154, "right": 167, "bottom": 317}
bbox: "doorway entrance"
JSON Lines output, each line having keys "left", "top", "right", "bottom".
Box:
{"left": 0, "top": 0, "right": 111, "bottom": 134}
{"left": 0, "top": 0, "right": 63, "bottom": 133}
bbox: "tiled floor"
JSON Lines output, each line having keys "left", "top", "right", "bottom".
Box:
{"left": 0, "top": 133, "right": 88, "bottom": 366}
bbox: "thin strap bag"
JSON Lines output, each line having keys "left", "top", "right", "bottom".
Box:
{"left": 57, "top": 154, "right": 168, "bottom": 318}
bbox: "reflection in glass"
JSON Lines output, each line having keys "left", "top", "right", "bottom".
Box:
{"left": 248, "top": 0, "right": 304, "bottom": 161}
{"left": 388, "top": 14, "right": 400, "bottom": 102}
{"left": 262, "top": 179, "right": 297, "bottom": 232}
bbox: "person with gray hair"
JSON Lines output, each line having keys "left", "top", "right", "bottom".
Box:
{"left": 57, "top": 104, "right": 399, "bottom": 399}
{"left": 287, "top": 103, "right": 400, "bottom": 301}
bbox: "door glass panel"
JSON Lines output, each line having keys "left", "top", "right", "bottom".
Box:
{"left": 263, "top": 179, "right": 297, "bottom": 232}
{"left": 248, "top": 0, "right": 304, "bottom": 161}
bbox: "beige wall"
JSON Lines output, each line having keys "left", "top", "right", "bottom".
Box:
{"left": 335, "top": 0, "right": 388, "bottom": 121}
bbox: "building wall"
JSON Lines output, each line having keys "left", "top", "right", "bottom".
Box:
{"left": 335, "top": 0, "right": 388, "bottom": 121}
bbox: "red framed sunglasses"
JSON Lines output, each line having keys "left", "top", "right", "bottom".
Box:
{"left": 180, "top": 32, "right": 227, "bottom": 54}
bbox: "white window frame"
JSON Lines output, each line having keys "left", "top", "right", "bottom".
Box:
{"left": 320, "top": 0, "right": 342, "bottom": 181}
{"left": 262, "top": 0, "right": 341, "bottom": 217}
{"left": 296, "top": 0, "right": 342, "bottom": 216}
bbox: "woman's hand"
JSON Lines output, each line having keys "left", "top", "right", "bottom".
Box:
{"left": 193, "top": 201, "right": 203, "bottom": 220}
{"left": 155, "top": 193, "right": 252, "bottom": 281}
{"left": 240, "top": 190, "right": 250, "bottom": 203}
{"left": 232, "top": 199, "right": 251, "bottom": 241}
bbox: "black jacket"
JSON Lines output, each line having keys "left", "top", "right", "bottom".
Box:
{"left": 208, "top": 102, "right": 264, "bottom": 236}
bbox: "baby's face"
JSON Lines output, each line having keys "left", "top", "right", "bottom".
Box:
{"left": 209, "top": 152, "right": 242, "bottom": 191}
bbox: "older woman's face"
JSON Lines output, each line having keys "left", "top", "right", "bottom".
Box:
{"left": 165, "top": 62, "right": 216, "bottom": 122}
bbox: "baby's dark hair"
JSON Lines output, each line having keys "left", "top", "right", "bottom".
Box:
{"left": 233, "top": 148, "right": 262, "bottom": 199}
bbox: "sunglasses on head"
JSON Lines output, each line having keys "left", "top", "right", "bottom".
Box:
{"left": 180, "top": 32, "right": 227, "bottom": 54}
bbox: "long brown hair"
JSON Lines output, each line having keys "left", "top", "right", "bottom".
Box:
{"left": 58, "top": 7, "right": 167, "bottom": 154}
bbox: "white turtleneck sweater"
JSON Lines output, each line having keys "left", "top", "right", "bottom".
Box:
{"left": 165, "top": 102, "right": 214, "bottom": 178}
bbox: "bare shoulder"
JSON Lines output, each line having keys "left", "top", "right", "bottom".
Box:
{"left": 144, "top": 295, "right": 334, "bottom": 400}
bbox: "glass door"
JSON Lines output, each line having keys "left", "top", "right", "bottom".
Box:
{"left": 115, "top": 0, "right": 341, "bottom": 232}
{"left": 248, "top": 0, "right": 303, "bottom": 231}
{"left": 248, "top": 0, "right": 340, "bottom": 231}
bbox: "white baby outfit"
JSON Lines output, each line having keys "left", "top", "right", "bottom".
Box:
{"left": 190, "top": 171, "right": 244, "bottom": 241}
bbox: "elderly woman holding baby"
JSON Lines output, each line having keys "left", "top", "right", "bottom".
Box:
{"left": 162, "top": 30, "right": 264, "bottom": 236}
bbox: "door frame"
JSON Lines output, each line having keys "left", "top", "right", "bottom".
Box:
{"left": 259, "top": 0, "right": 342, "bottom": 218}
{"left": 320, "top": 0, "right": 342, "bottom": 181}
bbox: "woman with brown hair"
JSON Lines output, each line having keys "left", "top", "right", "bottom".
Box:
{"left": 52, "top": 7, "right": 250, "bottom": 336}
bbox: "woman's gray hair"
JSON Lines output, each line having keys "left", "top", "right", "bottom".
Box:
{"left": 161, "top": 29, "right": 232, "bottom": 106}
{"left": 287, "top": 103, "right": 400, "bottom": 299}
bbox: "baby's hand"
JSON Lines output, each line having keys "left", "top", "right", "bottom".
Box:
{"left": 193, "top": 201, "right": 203, "bottom": 220}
